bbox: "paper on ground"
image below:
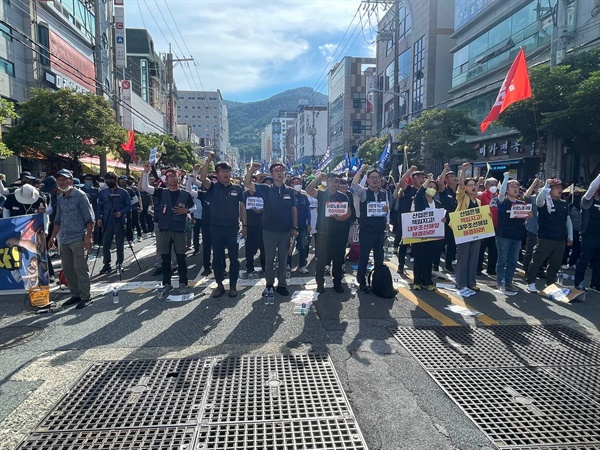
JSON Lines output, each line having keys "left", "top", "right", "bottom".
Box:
{"left": 291, "top": 290, "right": 319, "bottom": 304}
{"left": 445, "top": 304, "right": 481, "bottom": 316}
{"left": 166, "top": 293, "right": 195, "bottom": 302}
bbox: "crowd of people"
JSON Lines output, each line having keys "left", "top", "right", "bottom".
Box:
{"left": 0, "top": 155, "right": 598, "bottom": 309}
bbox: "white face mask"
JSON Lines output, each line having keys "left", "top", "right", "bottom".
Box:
{"left": 293, "top": 184, "right": 302, "bottom": 192}
{"left": 58, "top": 184, "right": 72, "bottom": 192}
{"left": 99, "top": 182, "right": 107, "bottom": 189}
{"left": 488, "top": 185, "right": 498, "bottom": 194}
{"left": 321, "top": 181, "right": 327, "bottom": 187}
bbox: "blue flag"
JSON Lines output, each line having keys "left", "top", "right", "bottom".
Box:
{"left": 378, "top": 136, "right": 392, "bottom": 172}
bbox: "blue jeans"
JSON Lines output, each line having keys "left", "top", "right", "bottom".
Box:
{"left": 496, "top": 236, "right": 522, "bottom": 285}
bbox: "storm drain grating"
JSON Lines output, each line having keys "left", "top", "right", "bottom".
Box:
{"left": 18, "top": 427, "right": 196, "bottom": 450}
{"left": 202, "top": 353, "right": 352, "bottom": 423}
{"left": 389, "top": 325, "right": 600, "bottom": 449}
{"left": 389, "top": 324, "right": 600, "bottom": 370}
{"left": 19, "top": 354, "right": 369, "bottom": 450}
{"left": 36, "top": 358, "right": 212, "bottom": 431}
{"left": 196, "top": 418, "right": 367, "bottom": 449}
{"left": 429, "top": 367, "right": 600, "bottom": 448}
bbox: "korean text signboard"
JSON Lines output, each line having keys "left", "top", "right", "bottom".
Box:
{"left": 449, "top": 205, "right": 495, "bottom": 244}
{"left": 325, "top": 202, "right": 348, "bottom": 217}
{"left": 401, "top": 209, "right": 446, "bottom": 245}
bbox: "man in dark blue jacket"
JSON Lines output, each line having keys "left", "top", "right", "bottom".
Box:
{"left": 97, "top": 172, "right": 131, "bottom": 274}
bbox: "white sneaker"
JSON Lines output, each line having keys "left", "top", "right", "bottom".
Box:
{"left": 458, "top": 287, "right": 474, "bottom": 297}
{"left": 299, "top": 266, "right": 309, "bottom": 274}
{"left": 527, "top": 283, "right": 538, "bottom": 293}
{"left": 561, "top": 264, "right": 570, "bottom": 270}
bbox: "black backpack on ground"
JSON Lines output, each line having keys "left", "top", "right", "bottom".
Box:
{"left": 368, "top": 265, "right": 397, "bottom": 298}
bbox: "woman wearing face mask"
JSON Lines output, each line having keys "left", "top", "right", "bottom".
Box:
{"left": 410, "top": 174, "right": 445, "bottom": 290}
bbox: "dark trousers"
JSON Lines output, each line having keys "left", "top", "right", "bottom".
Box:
{"left": 574, "top": 233, "right": 600, "bottom": 287}
{"left": 201, "top": 223, "right": 213, "bottom": 271}
{"left": 131, "top": 208, "right": 142, "bottom": 238}
{"left": 159, "top": 230, "right": 187, "bottom": 287}
{"left": 522, "top": 231, "right": 537, "bottom": 268}
{"left": 456, "top": 240, "right": 481, "bottom": 289}
{"left": 562, "top": 230, "right": 581, "bottom": 267}
{"left": 477, "top": 236, "right": 497, "bottom": 273}
{"left": 211, "top": 226, "right": 239, "bottom": 288}
{"left": 140, "top": 207, "right": 154, "bottom": 234}
{"left": 245, "top": 225, "right": 265, "bottom": 272}
{"left": 315, "top": 231, "right": 347, "bottom": 287}
{"left": 102, "top": 223, "right": 125, "bottom": 266}
{"left": 413, "top": 241, "right": 436, "bottom": 286}
{"left": 357, "top": 229, "right": 385, "bottom": 285}
{"left": 193, "top": 219, "right": 202, "bottom": 253}
{"left": 439, "top": 224, "right": 457, "bottom": 269}
{"left": 526, "top": 238, "right": 565, "bottom": 285}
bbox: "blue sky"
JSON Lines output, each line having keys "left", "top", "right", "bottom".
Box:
{"left": 126, "top": 0, "right": 377, "bottom": 103}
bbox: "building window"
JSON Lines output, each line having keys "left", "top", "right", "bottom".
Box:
{"left": 385, "top": 61, "right": 394, "bottom": 91}
{"left": 398, "top": 48, "right": 411, "bottom": 80}
{"left": 0, "top": 23, "right": 12, "bottom": 41}
{"left": 412, "top": 36, "right": 425, "bottom": 114}
{"left": 140, "top": 59, "right": 148, "bottom": 102}
{"left": 0, "top": 57, "right": 15, "bottom": 77}
{"left": 398, "top": 5, "right": 412, "bottom": 40}
{"left": 37, "top": 24, "right": 50, "bottom": 66}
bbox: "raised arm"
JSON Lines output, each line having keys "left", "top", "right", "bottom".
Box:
{"left": 583, "top": 173, "right": 600, "bottom": 201}
{"left": 524, "top": 177, "right": 540, "bottom": 200}
{"left": 352, "top": 164, "right": 367, "bottom": 186}
{"left": 437, "top": 163, "right": 450, "bottom": 193}
{"left": 199, "top": 152, "right": 214, "bottom": 190}
{"left": 399, "top": 165, "right": 418, "bottom": 190}
{"left": 141, "top": 162, "right": 155, "bottom": 195}
{"left": 536, "top": 180, "right": 551, "bottom": 208}
{"left": 244, "top": 162, "right": 261, "bottom": 195}
{"left": 306, "top": 173, "right": 325, "bottom": 198}
{"left": 498, "top": 172, "right": 510, "bottom": 203}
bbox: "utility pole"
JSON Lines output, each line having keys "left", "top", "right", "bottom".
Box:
{"left": 93, "top": 0, "right": 108, "bottom": 175}
{"left": 309, "top": 108, "right": 317, "bottom": 165}
{"left": 166, "top": 45, "right": 193, "bottom": 134}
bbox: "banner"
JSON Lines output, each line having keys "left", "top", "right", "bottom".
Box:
{"left": 325, "top": 201, "right": 348, "bottom": 217}
{"left": 366, "top": 201, "right": 387, "bottom": 217}
{"left": 449, "top": 205, "right": 495, "bottom": 244}
{"left": 246, "top": 196, "right": 264, "bottom": 211}
{"left": 509, "top": 204, "right": 532, "bottom": 219}
{"left": 401, "top": 209, "right": 446, "bottom": 245}
{"left": 0, "top": 214, "right": 48, "bottom": 292}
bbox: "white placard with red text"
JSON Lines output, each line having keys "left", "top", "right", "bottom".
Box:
{"left": 325, "top": 202, "right": 348, "bottom": 217}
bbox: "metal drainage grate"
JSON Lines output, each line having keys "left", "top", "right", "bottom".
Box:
{"left": 544, "top": 365, "right": 600, "bottom": 405}
{"left": 430, "top": 367, "right": 600, "bottom": 448}
{"left": 389, "top": 325, "right": 600, "bottom": 370}
{"left": 18, "top": 427, "right": 196, "bottom": 450}
{"left": 508, "top": 447, "right": 600, "bottom": 450}
{"left": 37, "top": 358, "right": 211, "bottom": 431}
{"left": 196, "top": 418, "right": 367, "bottom": 450}
{"left": 202, "top": 354, "right": 352, "bottom": 423}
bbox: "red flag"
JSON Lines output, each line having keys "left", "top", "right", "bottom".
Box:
{"left": 480, "top": 48, "right": 532, "bottom": 133}
{"left": 120, "top": 130, "right": 138, "bottom": 163}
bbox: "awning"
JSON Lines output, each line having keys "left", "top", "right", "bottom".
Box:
{"left": 472, "top": 159, "right": 523, "bottom": 168}
{"left": 79, "top": 156, "right": 143, "bottom": 175}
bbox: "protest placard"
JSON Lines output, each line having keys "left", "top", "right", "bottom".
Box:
{"left": 449, "top": 205, "right": 495, "bottom": 244}
{"left": 246, "top": 196, "right": 264, "bottom": 211}
{"left": 325, "top": 201, "right": 348, "bottom": 217}
{"left": 401, "top": 209, "right": 446, "bottom": 244}
{"left": 509, "top": 204, "right": 532, "bottom": 218}
{"left": 148, "top": 147, "right": 158, "bottom": 164}
{"left": 366, "top": 201, "right": 387, "bottom": 217}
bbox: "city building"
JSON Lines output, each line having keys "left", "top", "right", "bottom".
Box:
{"left": 176, "top": 90, "right": 229, "bottom": 160}
{"left": 268, "top": 111, "right": 297, "bottom": 163}
{"left": 448, "top": 0, "right": 600, "bottom": 182}
{"left": 373, "top": 0, "right": 456, "bottom": 173}
{"left": 292, "top": 102, "right": 328, "bottom": 165}
{"left": 327, "top": 56, "right": 376, "bottom": 160}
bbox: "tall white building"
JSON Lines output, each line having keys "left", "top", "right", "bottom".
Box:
{"left": 176, "top": 90, "right": 229, "bottom": 160}
{"left": 294, "top": 104, "right": 328, "bottom": 165}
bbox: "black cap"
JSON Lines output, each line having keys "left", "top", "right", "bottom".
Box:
{"left": 269, "top": 162, "right": 285, "bottom": 172}
{"left": 215, "top": 161, "right": 232, "bottom": 171}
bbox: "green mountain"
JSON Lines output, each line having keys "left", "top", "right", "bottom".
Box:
{"left": 224, "top": 87, "right": 328, "bottom": 160}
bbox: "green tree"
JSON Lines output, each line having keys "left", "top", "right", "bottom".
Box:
{"left": 358, "top": 135, "right": 389, "bottom": 166}
{"left": 499, "top": 49, "right": 600, "bottom": 180}
{"left": 4, "top": 89, "right": 125, "bottom": 161}
{"left": 397, "top": 109, "right": 478, "bottom": 164}
{"left": 0, "top": 98, "right": 17, "bottom": 158}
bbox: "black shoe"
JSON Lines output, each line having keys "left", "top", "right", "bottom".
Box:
{"left": 487, "top": 270, "right": 496, "bottom": 276}
{"left": 538, "top": 272, "right": 547, "bottom": 279}
{"left": 333, "top": 285, "right": 344, "bottom": 293}
{"left": 75, "top": 298, "right": 93, "bottom": 309}
{"left": 201, "top": 269, "right": 212, "bottom": 276}
{"left": 316, "top": 284, "right": 325, "bottom": 293}
{"left": 63, "top": 296, "right": 81, "bottom": 306}
{"left": 228, "top": 288, "right": 238, "bottom": 298}
{"left": 192, "top": 249, "right": 200, "bottom": 256}
{"left": 445, "top": 265, "right": 455, "bottom": 274}
{"left": 359, "top": 283, "right": 369, "bottom": 292}
{"left": 99, "top": 265, "right": 112, "bottom": 275}
{"left": 212, "top": 284, "right": 225, "bottom": 298}
{"left": 152, "top": 266, "right": 163, "bottom": 276}
{"left": 397, "top": 265, "right": 404, "bottom": 274}
{"left": 275, "top": 285, "right": 289, "bottom": 296}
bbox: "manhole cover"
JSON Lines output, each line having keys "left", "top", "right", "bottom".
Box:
{"left": 19, "top": 427, "right": 196, "bottom": 450}
{"left": 20, "top": 354, "right": 369, "bottom": 450}
{"left": 545, "top": 365, "right": 600, "bottom": 404}
{"left": 203, "top": 354, "right": 352, "bottom": 423}
{"left": 0, "top": 326, "right": 44, "bottom": 350}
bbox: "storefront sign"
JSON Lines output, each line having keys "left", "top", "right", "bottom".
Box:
{"left": 114, "top": 6, "right": 126, "bottom": 68}
{"left": 449, "top": 205, "right": 495, "bottom": 244}
{"left": 325, "top": 202, "right": 348, "bottom": 217}
{"left": 401, "top": 209, "right": 446, "bottom": 245}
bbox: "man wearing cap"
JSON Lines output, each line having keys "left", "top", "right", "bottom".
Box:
{"left": 97, "top": 172, "right": 132, "bottom": 275}
{"left": 574, "top": 173, "right": 600, "bottom": 292}
{"left": 198, "top": 152, "right": 246, "bottom": 298}
{"left": 2, "top": 183, "right": 46, "bottom": 217}
{"left": 307, "top": 172, "right": 352, "bottom": 293}
{"left": 142, "top": 163, "right": 195, "bottom": 296}
{"left": 48, "top": 169, "right": 95, "bottom": 309}
{"left": 526, "top": 178, "right": 573, "bottom": 292}
{"left": 245, "top": 161, "right": 298, "bottom": 298}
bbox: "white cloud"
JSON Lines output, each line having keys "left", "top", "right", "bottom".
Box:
{"left": 128, "top": 0, "right": 366, "bottom": 100}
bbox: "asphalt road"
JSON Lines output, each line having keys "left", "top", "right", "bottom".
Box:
{"left": 0, "top": 234, "right": 598, "bottom": 450}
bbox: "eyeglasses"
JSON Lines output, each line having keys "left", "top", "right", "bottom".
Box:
{"left": 368, "top": 176, "right": 381, "bottom": 180}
